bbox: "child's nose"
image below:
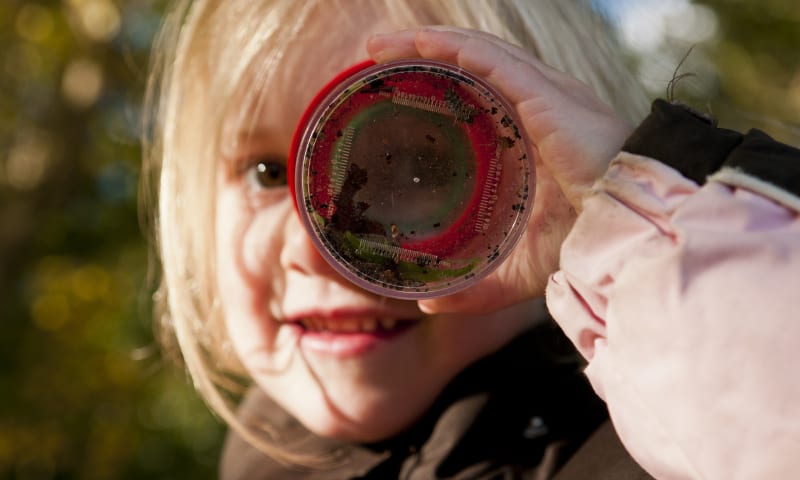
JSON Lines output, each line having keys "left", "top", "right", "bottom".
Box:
{"left": 279, "top": 216, "right": 339, "bottom": 277}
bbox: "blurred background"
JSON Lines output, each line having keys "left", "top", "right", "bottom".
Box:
{"left": 0, "top": 1, "right": 797, "bottom": 479}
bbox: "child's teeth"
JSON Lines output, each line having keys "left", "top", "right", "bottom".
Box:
{"left": 380, "top": 318, "right": 397, "bottom": 330}
{"left": 362, "top": 318, "right": 377, "bottom": 332}
{"left": 293, "top": 317, "right": 403, "bottom": 332}
{"left": 340, "top": 319, "right": 359, "bottom": 333}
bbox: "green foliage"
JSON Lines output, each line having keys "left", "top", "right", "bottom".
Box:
{"left": 693, "top": 0, "right": 800, "bottom": 139}
{"left": 0, "top": 1, "right": 223, "bottom": 479}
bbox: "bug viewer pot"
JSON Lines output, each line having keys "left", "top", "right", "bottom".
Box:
{"left": 289, "top": 59, "right": 534, "bottom": 299}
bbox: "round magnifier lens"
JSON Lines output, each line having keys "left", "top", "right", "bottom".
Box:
{"left": 292, "top": 60, "right": 534, "bottom": 299}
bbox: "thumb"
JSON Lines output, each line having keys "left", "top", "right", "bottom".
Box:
{"left": 417, "top": 276, "right": 529, "bottom": 316}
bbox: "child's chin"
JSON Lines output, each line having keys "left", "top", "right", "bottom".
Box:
{"left": 300, "top": 398, "right": 422, "bottom": 444}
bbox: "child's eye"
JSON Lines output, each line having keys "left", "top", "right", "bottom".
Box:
{"left": 246, "top": 156, "right": 288, "bottom": 189}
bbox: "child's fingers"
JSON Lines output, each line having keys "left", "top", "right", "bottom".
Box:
{"left": 417, "top": 26, "right": 568, "bottom": 85}
{"left": 417, "top": 275, "right": 525, "bottom": 316}
{"left": 369, "top": 26, "right": 558, "bottom": 80}
{"left": 369, "top": 27, "right": 569, "bottom": 315}
{"left": 368, "top": 27, "right": 562, "bottom": 106}
{"left": 371, "top": 27, "right": 632, "bottom": 317}
{"left": 366, "top": 29, "right": 420, "bottom": 62}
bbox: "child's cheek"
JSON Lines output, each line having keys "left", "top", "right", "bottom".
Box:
{"left": 215, "top": 189, "right": 290, "bottom": 347}
{"left": 216, "top": 182, "right": 292, "bottom": 320}
{"left": 241, "top": 208, "right": 285, "bottom": 278}
{"left": 216, "top": 187, "right": 262, "bottom": 284}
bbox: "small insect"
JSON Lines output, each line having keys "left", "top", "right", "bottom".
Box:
{"left": 498, "top": 136, "right": 516, "bottom": 148}
{"left": 390, "top": 223, "right": 400, "bottom": 240}
{"left": 444, "top": 88, "right": 476, "bottom": 123}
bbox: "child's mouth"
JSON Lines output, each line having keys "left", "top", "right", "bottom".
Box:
{"left": 294, "top": 316, "right": 414, "bottom": 334}
{"left": 288, "top": 317, "right": 418, "bottom": 356}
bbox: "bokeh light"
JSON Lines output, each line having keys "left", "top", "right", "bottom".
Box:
{"left": 61, "top": 57, "right": 104, "bottom": 109}
{"left": 65, "top": 0, "right": 121, "bottom": 43}
{"left": 2, "top": 1, "right": 224, "bottom": 479}
{"left": 4, "top": 128, "right": 53, "bottom": 190}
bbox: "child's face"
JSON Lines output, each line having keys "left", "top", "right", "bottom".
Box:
{"left": 214, "top": 6, "right": 538, "bottom": 443}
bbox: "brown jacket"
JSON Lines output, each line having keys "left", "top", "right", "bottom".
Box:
{"left": 220, "top": 322, "right": 653, "bottom": 479}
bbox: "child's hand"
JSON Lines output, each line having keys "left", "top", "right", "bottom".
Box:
{"left": 368, "top": 27, "right": 633, "bottom": 314}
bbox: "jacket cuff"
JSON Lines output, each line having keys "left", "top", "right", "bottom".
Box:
{"left": 622, "top": 99, "right": 800, "bottom": 198}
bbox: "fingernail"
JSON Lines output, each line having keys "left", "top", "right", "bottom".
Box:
{"left": 417, "top": 300, "right": 436, "bottom": 315}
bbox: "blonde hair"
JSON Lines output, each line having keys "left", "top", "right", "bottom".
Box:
{"left": 141, "top": 0, "right": 649, "bottom": 466}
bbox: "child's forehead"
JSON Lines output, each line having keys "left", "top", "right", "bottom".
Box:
{"left": 215, "top": 0, "right": 436, "bottom": 158}
{"left": 227, "top": 14, "right": 405, "bottom": 137}
{"left": 224, "top": 45, "right": 364, "bottom": 146}
{"left": 280, "top": 14, "right": 398, "bottom": 76}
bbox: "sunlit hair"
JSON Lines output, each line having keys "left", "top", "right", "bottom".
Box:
{"left": 141, "top": 0, "right": 649, "bottom": 466}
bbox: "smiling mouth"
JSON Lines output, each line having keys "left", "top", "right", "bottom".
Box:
{"left": 292, "top": 317, "right": 416, "bottom": 334}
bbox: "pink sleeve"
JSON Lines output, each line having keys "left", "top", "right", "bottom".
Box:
{"left": 546, "top": 152, "right": 800, "bottom": 479}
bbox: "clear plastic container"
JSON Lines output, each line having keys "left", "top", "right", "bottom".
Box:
{"left": 290, "top": 59, "right": 534, "bottom": 299}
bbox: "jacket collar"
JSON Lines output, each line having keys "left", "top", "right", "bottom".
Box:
{"left": 221, "top": 321, "right": 607, "bottom": 479}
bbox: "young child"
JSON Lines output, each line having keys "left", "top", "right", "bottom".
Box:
{"left": 143, "top": 0, "right": 800, "bottom": 478}
{"left": 143, "top": 0, "right": 650, "bottom": 477}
